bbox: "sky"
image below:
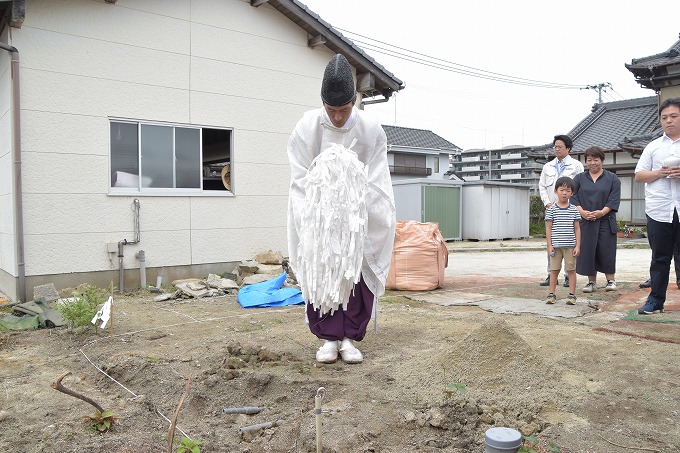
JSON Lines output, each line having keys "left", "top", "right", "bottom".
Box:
{"left": 300, "top": 0, "right": 680, "bottom": 150}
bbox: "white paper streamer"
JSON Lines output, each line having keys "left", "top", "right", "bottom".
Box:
{"left": 296, "top": 142, "right": 368, "bottom": 315}
{"left": 91, "top": 296, "right": 113, "bottom": 328}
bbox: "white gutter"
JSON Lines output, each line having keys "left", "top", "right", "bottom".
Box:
{"left": 0, "top": 42, "right": 25, "bottom": 303}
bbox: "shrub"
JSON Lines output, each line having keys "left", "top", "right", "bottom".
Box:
{"left": 56, "top": 284, "right": 108, "bottom": 329}
{"left": 529, "top": 195, "right": 545, "bottom": 223}
{"left": 530, "top": 222, "right": 546, "bottom": 236}
{"left": 529, "top": 195, "right": 546, "bottom": 237}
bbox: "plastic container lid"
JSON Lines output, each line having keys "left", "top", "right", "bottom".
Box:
{"left": 662, "top": 156, "right": 680, "bottom": 167}
{"left": 485, "top": 427, "right": 522, "bottom": 449}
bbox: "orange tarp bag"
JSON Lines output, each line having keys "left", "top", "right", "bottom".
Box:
{"left": 386, "top": 220, "right": 449, "bottom": 291}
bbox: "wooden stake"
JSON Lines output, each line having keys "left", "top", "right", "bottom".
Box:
{"left": 167, "top": 373, "right": 192, "bottom": 453}
{"left": 109, "top": 280, "right": 114, "bottom": 340}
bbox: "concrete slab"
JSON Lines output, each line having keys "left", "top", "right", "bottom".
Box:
{"left": 570, "top": 311, "right": 626, "bottom": 328}
{"left": 445, "top": 248, "right": 655, "bottom": 282}
{"left": 408, "top": 292, "right": 594, "bottom": 318}
{"left": 477, "top": 297, "right": 593, "bottom": 318}
{"left": 406, "top": 291, "right": 493, "bottom": 306}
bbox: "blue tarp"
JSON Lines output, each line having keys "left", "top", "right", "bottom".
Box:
{"left": 237, "top": 272, "right": 304, "bottom": 308}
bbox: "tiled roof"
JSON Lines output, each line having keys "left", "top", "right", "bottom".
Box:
{"left": 625, "top": 34, "right": 680, "bottom": 90}
{"left": 626, "top": 35, "right": 680, "bottom": 69}
{"left": 527, "top": 96, "right": 659, "bottom": 158}
{"left": 382, "top": 125, "right": 461, "bottom": 151}
{"left": 619, "top": 129, "right": 663, "bottom": 153}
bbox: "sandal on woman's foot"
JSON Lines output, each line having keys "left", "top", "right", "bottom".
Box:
{"left": 316, "top": 340, "right": 338, "bottom": 363}
{"left": 339, "top": 338, "right": 363, "bottom": 364}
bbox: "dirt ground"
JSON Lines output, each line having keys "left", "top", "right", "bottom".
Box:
{"left": 1, "top": 261, "right": 679, "bottom": 452}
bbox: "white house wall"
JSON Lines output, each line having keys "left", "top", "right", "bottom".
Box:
{"left": 613, "top": 153, "right": 638, "bottom": 166}
{"left": 0, "top": 24, "right": 17, "bottom": 297}
{"left": 6, "top": 0, "right": 334, "bottom": 293}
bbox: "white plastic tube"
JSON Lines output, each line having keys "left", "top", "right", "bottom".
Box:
{"left": 136, "top": 250, "right": 146, "bottom": 289}
{"left": 315, "top": 387, "right": 326, "bottom": 453}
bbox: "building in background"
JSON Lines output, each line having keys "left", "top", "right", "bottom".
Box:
{"left": 524, "top": 34, "right": 680, "bottom": 224}
{"left": 454, "top": 34, "right": 680, "bottom": 222}
{"left": 449, "top": 146, "right": 542, "bottom": 195}
{"left": 626, "top": 33, "right": 680, "bottom": 100}
{"left": 383, "top": 125, "right": 461, "bottom": 181}
{"left": 528, "top": 96, "right": 658, "bottom": 223}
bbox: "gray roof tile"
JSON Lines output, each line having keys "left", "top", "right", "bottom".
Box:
{"left": 625, "top": 34, "right": 680, "bottom": 90}
{"left": 626, "top": 35, "right": 680, "bottom": 69}
{"left": 382, "top": 125, "right": 461, "bottom": 151}
{"left": 528, "top": 96, "right": 659, "bottom": 157}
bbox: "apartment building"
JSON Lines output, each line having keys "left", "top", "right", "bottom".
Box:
{"left": 450, "top": 146, "right": 543, "bottom": 194}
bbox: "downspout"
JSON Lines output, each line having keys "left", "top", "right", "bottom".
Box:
{"left": 118, "top": 199, "right": 141, "bottom": 292}
{"left": 0, "top": 42, "right": 25, "bottom": 303}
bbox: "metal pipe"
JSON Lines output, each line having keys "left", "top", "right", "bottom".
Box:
{"left": 0, "top": 43, "right": 25, "bottom": 303}
{"left": 222, "top": 406, "right": 264, "bottom": 415}
{"left": 118, "top": 240, "right": 127, "bottom": 292}
{"left": 238, "top": 419, "right": 283, "bottom": 434}
{"left": 135, "top": 249, "right": 146, "bottom": 289}
{"left": 117, "top": 199, "right": 141, "bottom": 293}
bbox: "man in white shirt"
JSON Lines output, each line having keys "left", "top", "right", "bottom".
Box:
{"left": 634, "top": 97, "right": 680, "bottom": 314}
{"left": 538, "top": 135, "right": 584, "bottom": 287}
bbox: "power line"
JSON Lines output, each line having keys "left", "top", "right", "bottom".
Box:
{"left": 354, "top": 40, "right": 579, "bottom": 89}
{"left": 601, "top": 92, "right": 617, "bottom": 103}
{"left": 610, "top": 88, "right": 627, "bottom": 101}
{"left": 338, "top": 27, "right": 588, "bottom": 90}
{"left": 581, "top": 82, "right": 612, "bottom": 103}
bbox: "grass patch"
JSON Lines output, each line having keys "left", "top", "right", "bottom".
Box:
{"left": 623, "top": 309, "right": 680, "bottom": 324}
{"left": 530, "top": 222, "right": 546, "bottom": 237}
{"left": 381, "top": 295, "right": 418, "bottom": 305}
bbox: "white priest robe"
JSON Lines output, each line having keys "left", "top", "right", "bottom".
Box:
{"left": 287, "top": 107, "right": 396, "bottom": 306}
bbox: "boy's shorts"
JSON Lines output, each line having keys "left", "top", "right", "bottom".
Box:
{"left": 550, "top": 248, "right": 576, "bottom": 272}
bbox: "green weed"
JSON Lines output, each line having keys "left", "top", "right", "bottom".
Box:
{"left": 443, "top": 383, "right": 467, "bottom": 398}
{"left": 175, "top": 436, "right": 203, "bottom": 453}
{"left": 520, "top": 434, "right": 561, "bottom": 452}
{"left": 82, "top": 409, "right": 119, "bottom": 433}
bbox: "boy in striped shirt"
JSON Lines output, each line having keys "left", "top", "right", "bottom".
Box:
{"left": 545, "top": 176, "right": 581, "bottom": 304}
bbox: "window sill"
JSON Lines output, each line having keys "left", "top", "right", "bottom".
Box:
{"left": 108, "top": 188, "right": 234, "bottom": 197}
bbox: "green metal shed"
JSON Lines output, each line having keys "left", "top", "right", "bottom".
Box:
{"left": 392, "top": 179, "right": 463, "bottom": 240}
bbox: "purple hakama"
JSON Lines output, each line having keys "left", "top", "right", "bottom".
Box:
{"left": 306, "top": 276, "right": 374, "bottom": 342}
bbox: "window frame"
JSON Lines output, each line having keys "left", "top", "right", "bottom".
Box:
{"left": 389, "top": 152, "right": 432, "bottom": 176}
{"left": 108, "top": 118, "right": 234, "bottom": 197}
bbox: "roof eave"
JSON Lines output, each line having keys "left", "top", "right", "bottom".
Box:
{"left": 258, "top": 0, "right": 404, "bottom": 98}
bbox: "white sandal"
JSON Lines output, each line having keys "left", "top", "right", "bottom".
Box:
{"left": 315, "top": 340, "right": 338, "bottom": 363}
{"left": 339, "top": 338, "right": 363, "bottom": 364}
